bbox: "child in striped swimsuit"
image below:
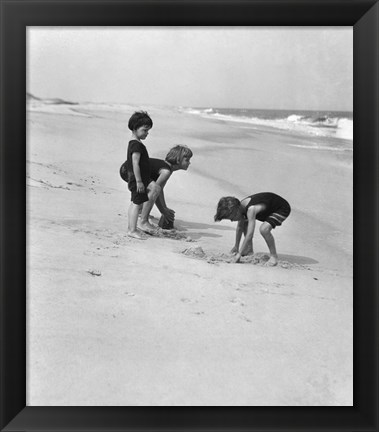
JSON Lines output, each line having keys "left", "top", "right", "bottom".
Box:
{"left": 214, "top": 192, "right": 291, "bottom": 266}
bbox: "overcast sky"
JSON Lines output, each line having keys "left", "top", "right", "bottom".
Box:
{"left": 27, "top": 27, "right": 353, "bottom": 111}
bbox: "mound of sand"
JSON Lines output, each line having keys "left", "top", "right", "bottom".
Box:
{"left": 182, "top": 245, "right": 206, "bottom": 258}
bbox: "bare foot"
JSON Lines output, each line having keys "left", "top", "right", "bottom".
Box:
{"left": 138, "top": 221, "right": 159, "bottom": 234}
{"left": 127, "top": 230, "right": 147, "bottom": 240}
{"left": 265, "top": 256, "right": 278, "bottom": 266}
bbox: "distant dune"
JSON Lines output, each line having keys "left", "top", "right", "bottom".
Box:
{"left": 26, "top": 92, "right": 78, "bottom": 105}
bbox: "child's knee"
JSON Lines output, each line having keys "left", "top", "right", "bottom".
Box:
{"left": 260, "top": 222, "right": 272, "bottom": 236}
{"left": 147, "top": 180, "right": 156, "bottom": 191}
{"left": 147, "top": 181, "right": 160, "bottom": 197}
{"left": 152, "top": 183, "right": 161, "bottom": 199}
{"left": 148, "top": 187, "right": 160, "bottom": 201}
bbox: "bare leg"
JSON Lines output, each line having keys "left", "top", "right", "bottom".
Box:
{"left": 259, "top": 222, "right": 278, "bottom": 266}
{"left": 242, "top": 219, "right": 254, "bottom": 255}
{"left": 128, "top": 203, "right": 146, "bottom": 239}
{"left": 139, "top": 183, "right": 161, "bottom": 232}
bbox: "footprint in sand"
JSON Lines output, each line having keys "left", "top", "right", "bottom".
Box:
{"left": 229, "top": 297, "right": 246, "bottom": 307}
{"left": 180, "top": 297, "right": 198, "bottom": 304}
{"left": 180, "top": 298, "right": 203, "bottom": 316}
{"left": 228, "top": 296, "right": 251, "bottom": 322}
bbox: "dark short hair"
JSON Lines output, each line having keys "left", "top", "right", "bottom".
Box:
{"left": 165, "top": 145, "right": 193, "bottom": 165}
{"left": 214, "top": 197, "right": 241, "bottom": 221}
{"left": 128, "top": 111, "right": 153, "bottom": 131}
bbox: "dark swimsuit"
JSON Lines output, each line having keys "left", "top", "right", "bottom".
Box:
{"left": 149, "top": 158, "right": 172, "bottom": 181}
{"left": 120, "top": 158, "right": 171, "bottom": 182}
{"left": 124, "top": 140, "right": 151, "bottom": 205}
{"left": 243, "top": 192, "right": 291, "bottom": 229}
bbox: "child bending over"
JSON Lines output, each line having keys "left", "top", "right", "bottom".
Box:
{"left": 120, "top": 145, "right": 193, "bottom": 232}
{"left": 214, "top": 192, "right": 291, "bottom": 266}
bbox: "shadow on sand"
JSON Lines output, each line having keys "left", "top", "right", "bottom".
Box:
{"left": 174, "top": 219, "right": 234, "bottom": 239}
{"left": 277, "top": 253, "right": 319, "bottom": 265}
{"left": 175, "top": 219, "right": 234, "bottom": 232}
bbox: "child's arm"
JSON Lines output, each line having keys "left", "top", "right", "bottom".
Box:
{"left": 131, "top": 152, "right": 144, "bottom": 193}
{"left": 233, "top": 207, "right": 257, "bottom": 263}
{"left": 155, "top": 169, "right": 171, "bottom": 190}
{"left": 231, "top": 220, "right": 245, "bottom": 254}
{"left": 154, "top": 170, "right": 175, "bottom": 222}
{"left": 155, "top": 190, "right": 175, "bottom": 222}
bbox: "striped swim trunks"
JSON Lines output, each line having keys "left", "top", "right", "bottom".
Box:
{"left": 266, "top": 204, "right": 291, "bottom": 229}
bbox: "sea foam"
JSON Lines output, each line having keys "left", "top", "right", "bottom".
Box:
{"left": 182, "top": 107, "right": 353, "bottom": 142}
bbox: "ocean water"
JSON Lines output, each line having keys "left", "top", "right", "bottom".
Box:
{"left": 181, "top": 107, "right": 353, "bottom": 151}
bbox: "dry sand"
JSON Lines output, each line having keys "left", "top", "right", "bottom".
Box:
{"left": 26, "top": 102, "right": 353, "bottom": 406}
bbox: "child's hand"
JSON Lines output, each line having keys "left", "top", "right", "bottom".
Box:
{"left": 230, "top": 246, "right": 239, "bottom": 255}
{"left": 164, "top": 208, "right": 175, "bottom": 222}
{"left": 232, "top": 253, "right": 242, "bottom": 263}
{"left": 136, "top": 181, "right": 145, "bottom": 193}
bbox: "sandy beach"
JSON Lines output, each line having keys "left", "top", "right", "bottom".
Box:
{"left": 26, "top": 101, "right": 353, "bottom": 406}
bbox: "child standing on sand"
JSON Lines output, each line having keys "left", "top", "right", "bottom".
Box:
{"left": 120, "top": 145, "right": 193, "bottom": 232}
{"left": 214, "top": 192, "right": 291, "bottom": 266}
{"left": 125, "top": 111, "right": 156, "bottom": 240}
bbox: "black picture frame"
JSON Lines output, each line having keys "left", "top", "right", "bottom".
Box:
{"left": 1, "top": 0, "right": 378, "bottom": 431}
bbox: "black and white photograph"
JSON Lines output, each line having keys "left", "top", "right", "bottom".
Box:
{"left": 26, "top": 27, "right": 353, "bottom": 406}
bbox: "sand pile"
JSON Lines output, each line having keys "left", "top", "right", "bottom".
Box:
{"left": 181, "top": 245, "right": 206, "bottom": 258}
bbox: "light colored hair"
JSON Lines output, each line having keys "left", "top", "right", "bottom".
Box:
{"left": 214, "top": 197, "right": 241, "bottom": 221}
{"left": 165, "top": 145, "right": 193, "bottom": 165}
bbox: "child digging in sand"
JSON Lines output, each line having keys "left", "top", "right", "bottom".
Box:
{"left": 125, "top": 111, "right": 158, "bottom": 240}
{"left": 214, "top": 192, "right": 291, "bottom": 266}
{"left": 120, "top": 145, "right": 193, "bottom": 232}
